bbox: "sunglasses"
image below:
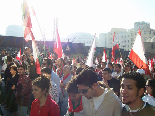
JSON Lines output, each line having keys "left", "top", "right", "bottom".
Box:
{"left": 78, "top": 88, "right": 90, "bottom": 94}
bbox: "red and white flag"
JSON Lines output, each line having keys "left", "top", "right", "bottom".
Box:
{"left": 23, "top": 0, "right": 41, "bottom": 74}
{"left": 16, "top": 49, "right": 21, "bottom": 61}
{"left": 129, "top": 29, "right": 150, "bottom": 76}
{"left": 53, "top": 18, "right": 63, "bottom": 58}
{"left": 111, "top": 32, "right": 119, "bottom": 63}
{"left": 102, "top": 48, "right": 107, "bottom": 62}
{"left": 86, "top": 34, "right": 96, "bottom": 67}
{"left": 31, "top": 31, "right": 41, "bottom": 74}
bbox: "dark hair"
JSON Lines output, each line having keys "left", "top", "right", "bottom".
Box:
{"left": 76, "top": 67, "right": 84, "bottom": 75}
{"left": 147, "top": 78, "right": 155, "bottom": 98}
{"left": 7, "top": 56, "right": 13, "bottom": 62}
{"left": 41, "top": 67, "right": 51, "bottom": 75}
{"left": 32, "top": 74, "right": 51, "bottom": 94}
{"left": 120, "top": 72, "right": 146, "bottom": 97}
{"left": 108, "top": 63, "right": 113, "bottom": 67}
{"left": 103, "top": 68, "right": 112, "bottom": 74}
{"left": 43, "top": 57, "right": 53, "bottom": 67}
{"left": 10, "top": 65, "right": 18, "bottom": 73}
{"left": 66, "top": 77, "right": 79, "bottom": 94}
{"left": 18, "top": 65, "right": 26, "bottom": 70}
{"left": 115, "top": 64, "right": 121, "bottom": 69}
{"left": 76, "top": 68, "right": 98, "bottom": 87}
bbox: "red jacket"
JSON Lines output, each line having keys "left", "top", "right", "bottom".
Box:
{"left": 30, "top": 94, "right": 60, "bottom": 116}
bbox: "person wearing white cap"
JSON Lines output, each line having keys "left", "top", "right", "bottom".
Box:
{"left": 136, "top": 69, "right": 150, "bottom": 81}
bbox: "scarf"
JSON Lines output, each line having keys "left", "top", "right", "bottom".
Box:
{"left": 68, "top": 97, "right": 83, "bottom": 114}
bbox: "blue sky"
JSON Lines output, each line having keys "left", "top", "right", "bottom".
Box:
{"left": 0, "top": 0, "right": 155, "bottom": 40}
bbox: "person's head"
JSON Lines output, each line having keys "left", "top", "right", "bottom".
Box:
{"left": 1, "top": 49, "right": 6, "bottom": 55}
{"left": 63, "top": 65, "right": 71, "bottom": 76}
{"left": 146, "top": 79, "right": 155, "bottom": 98}
{"left": 96, "top": 64, "right": 102, "bottom": 71}
{"left": 124, "top": 63, "right": 131, "bottom": 73}
{"left": 108, "top": 63, "right": 113, "bottom": 70}
{"left": 120, "top": 72, "right": 146, "bottom": 106}
{"left": 32, "top": 74, "right": 51, "bottom": 100}
{"left": 101, "top": 62, "right": 106, "bottom": 69}
{"left": 57, "top": 58, "right": 65, "bottom": 68}
{"left": 41, "top": 57, "right": 52, "bottom": 69}
{"left": 76, "top": 69, "right": 99, "bottom": 99}
{"left": 10, "top": 65, "right": 17, "bottom": 75}
{"left": 114, "top": 64, "right": 121, "bottom": 73}
{"left": 18, "top": 65, "right": 26, "bottom": 75}
{"left": 41, "top": 67, "right": 51, "bottom": 79}
{"left": 102, "top": 68, "right": 112, "bottom": 80}
{"left": 66, "top": 77, "right": 82, "bottom": 102}
{"left": 7, "top": 56, "right": 13, "bottom": 64}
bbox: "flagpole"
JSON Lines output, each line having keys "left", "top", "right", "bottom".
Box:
{"left": 31, "top": 7, "right": 50, "bottom": 57}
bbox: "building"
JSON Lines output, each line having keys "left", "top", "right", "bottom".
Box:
{"left": 64, "top": 32, "right": 97, "bottom": 46}
{"left": 98, "top": 21, "right": 155, "bottom": 51}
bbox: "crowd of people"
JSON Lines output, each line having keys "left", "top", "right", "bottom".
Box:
{"left": 0, "top": 47, "right": 155, "bottom": 116}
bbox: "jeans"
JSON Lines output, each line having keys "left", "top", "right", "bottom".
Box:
{"left": 17, "top": 105, "right": 28, "bottom": 116}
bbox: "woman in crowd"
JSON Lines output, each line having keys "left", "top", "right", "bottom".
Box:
{"left": 65, "top": 77, "right": 83, "bottom": 116}
{"left": 30, "top": 74, "right": 60, "bottom": 116}
{"left": 143, "top": 78, "right": 155, "bottom": 106}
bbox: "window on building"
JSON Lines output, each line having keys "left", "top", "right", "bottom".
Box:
{"left": 151, "top": 43, "right": 154, "bottom": 49}
{"left": 154, "top": 32, "right": 155, "bottom": 35}
{"left": 144, "top": 31, "right": 146, "bottom": 34}
{"left": 128, "top": 40, "right": 129, "bottom": 42}
{"left": 122, "top": 36, "right": 123, "bottom": 38}
{"left": 124, "top": 40, "right": 126, "bottom": 42}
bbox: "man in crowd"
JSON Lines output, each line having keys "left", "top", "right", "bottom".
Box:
{"left": 4, "top": 56, "right": 14, "bottom": 88}
{"left": 15, "top": 65, "right": 32, "bottom": 116}
{"left": 60, "top": 65, "right": 72, "bottom": 116}
{"left": 108, "top": 62, "right": 114, "bottom": 73}
{"left": 101, "top": 62, "right": 106, "bottom": 69}
{"left": 41, "top": 57, "right": 60, "bottom": 94}
{"left": 56, "top": 58, "right": 65, "bottom": 78}
{"left": 103, "top": 68, "right": 120, "bottom": 96}
{"left": 76, "top": 68, "right": 122, "bottom": 116}
{"left": 112, "top": 64, "right": 123, "bottom": 79}
{"left": 120, "top": 72, "right": 155, "bottom": 116}
{"left": 124, "top": 63, "right": 131, "bottom": 73}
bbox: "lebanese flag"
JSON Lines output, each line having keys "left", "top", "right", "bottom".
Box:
{"left": 16, "top": 49, "right": 21, "bottom": 61}
{"left": 31, "top": 31, "right": 41, "bottom": 74}
{"left": 102, "top": 48, "right": 107, "bottom": 62}
{"left": 24, "top": 16, "right": 32, "bottom": 42}
{"left": 53, "top": 18, "right": 63, "bottom": 58}
{"left": 111, "top": 32, "right": 119, "bottom": 63}
{"left": 129, "top": 29, "right": 150, "bottom": 76}
{"left": 86, "top": 34, "right": 96, "bottom": 67}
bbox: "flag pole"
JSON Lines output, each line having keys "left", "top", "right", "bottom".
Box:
{"left": 31, "top": 7, "right": 50, "bottom": 57}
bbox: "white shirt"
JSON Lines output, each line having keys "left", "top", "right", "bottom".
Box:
{"left": 51, "top": 70, "right": 60, "bottom": 94}
{"left": 142, "top": 94, "right": 155, "bottom": 106}
{"left": 93, "top": 89, "right": 108, "bottom": 111}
